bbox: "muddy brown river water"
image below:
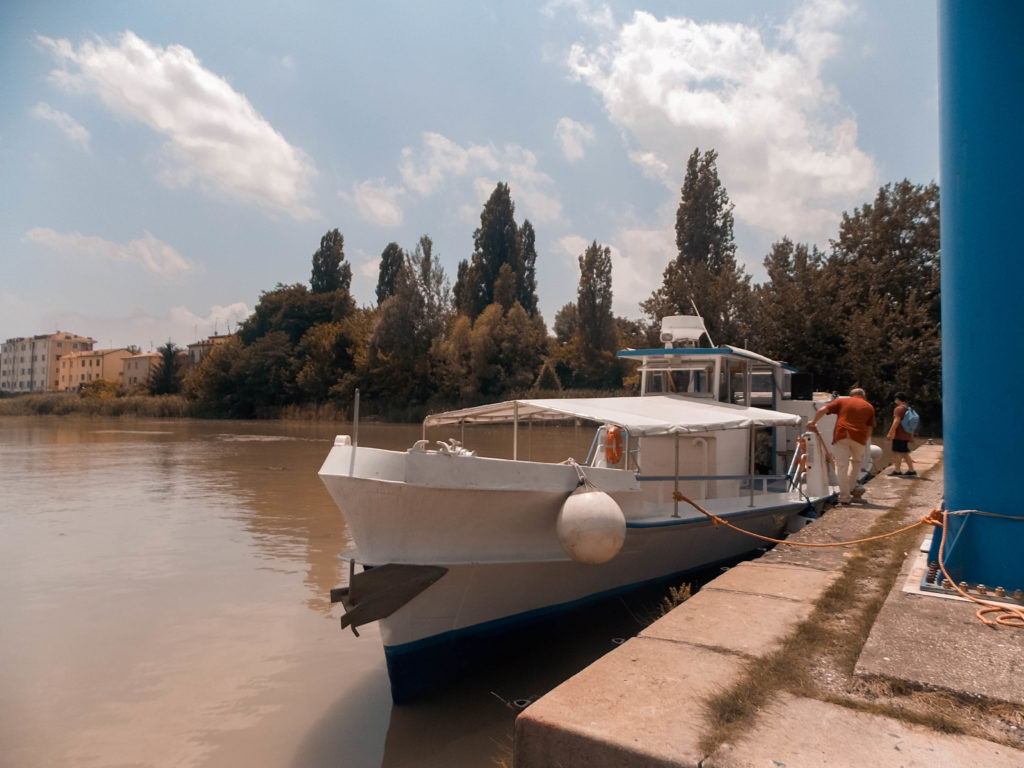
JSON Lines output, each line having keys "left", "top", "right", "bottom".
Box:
{"left": 0, "top": 415, "right": 657, "bottom": 768}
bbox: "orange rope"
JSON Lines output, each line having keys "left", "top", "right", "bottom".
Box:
{"left": 672, "top": 492, "right": 937, "bottom": 548}
{"left": 674, "top": 491, "right": 1024, "bottom": 631}
{"left": 934, "top": 509, "right": 1024, "bottom": 629}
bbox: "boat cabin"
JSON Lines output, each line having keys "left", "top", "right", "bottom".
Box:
{"left": 617, "top": 315, "right": 809, "bottom": 409}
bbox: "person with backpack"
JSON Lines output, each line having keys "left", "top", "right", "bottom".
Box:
{"left": 886, "top": 392, "right": 918, "bottom": 476}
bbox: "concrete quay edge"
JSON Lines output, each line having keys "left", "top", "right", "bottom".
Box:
{"left": 515, "top": 444, "right": 1024, "bottom": 767}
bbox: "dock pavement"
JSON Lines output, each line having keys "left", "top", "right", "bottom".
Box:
{"left": 515, "top": 444, "right": 1024, "bottom": 767}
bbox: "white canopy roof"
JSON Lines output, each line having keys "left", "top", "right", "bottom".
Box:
{"left": 423, "top": 394, "right": 801, "bottom": 437}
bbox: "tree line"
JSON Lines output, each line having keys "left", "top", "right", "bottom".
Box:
{"left": 151, "top": 151, "right": 940, "bottom": 432}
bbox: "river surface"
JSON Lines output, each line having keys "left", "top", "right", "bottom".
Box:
{"left": 0, "top": 416, "right": 660, "bottom": 768}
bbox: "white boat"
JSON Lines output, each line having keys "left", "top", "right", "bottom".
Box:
{"left": 318, "top": 315, "right": 842, "bottom": 702}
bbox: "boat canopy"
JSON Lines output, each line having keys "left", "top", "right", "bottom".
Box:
{"left": 423, "top": 394, "right": 801, "bottom": 437}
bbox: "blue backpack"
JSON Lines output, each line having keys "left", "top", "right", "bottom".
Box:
{"left": 901, "top": 406, "right": 920, "bottom": 434}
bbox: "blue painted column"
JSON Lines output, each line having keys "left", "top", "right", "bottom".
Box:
{"left": 931, "top": 1, "right": 1024, "bottom": 591}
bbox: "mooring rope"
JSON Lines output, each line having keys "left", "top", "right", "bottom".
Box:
{"left": 671, "top": 491, "right": 1024, "bottom": 630}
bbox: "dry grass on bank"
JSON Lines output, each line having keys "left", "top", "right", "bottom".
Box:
{"left": 697, "top": 462, "right": 1024, "bottom": 755}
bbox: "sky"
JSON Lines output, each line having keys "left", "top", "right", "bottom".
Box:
{"left": 0, "top": 0, "right": 939, "bottom": 352}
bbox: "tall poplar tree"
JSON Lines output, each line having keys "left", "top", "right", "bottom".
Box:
{"left": 577, "top": 241, "right": 616, "bottom": 354}
{"left": 643, "top": 149, "right": 750, "bottom": 344}
{"left": 376, "top": 242, "right": 405, "bottom": 305}
{"left": 573, "top": 240, "right": 621, "bottom": 388}
{"left": 518, "top": 219, "right": 539, "bottom": 316}
{"left": 310, "top": 228, "right": 352, "bottom": 294}
{"left": 453, "top": 182, "right": 539, "bottom": 319}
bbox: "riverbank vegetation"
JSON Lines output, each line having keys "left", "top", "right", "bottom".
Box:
{"left": 3, "top": 149, "right": 941, "bottom": 431}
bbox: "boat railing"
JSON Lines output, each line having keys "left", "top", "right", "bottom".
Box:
{"left": 636, "top": 473, "right": 790, "bottom": 495}
{"left": 786, "top": 433, "right": 812, "bottom": 492}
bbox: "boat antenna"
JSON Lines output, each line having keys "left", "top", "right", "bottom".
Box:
{"left": 689, "top": 298, "right": 714, "bottom": 347}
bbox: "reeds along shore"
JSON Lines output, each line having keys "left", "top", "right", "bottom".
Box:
{"left": 0, "top": 393, "right": 357, "bottom": 420}
{"left": 0, "top": 392, "right": 195, "bottom": 418}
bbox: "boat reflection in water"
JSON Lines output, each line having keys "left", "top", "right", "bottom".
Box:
{"left": 319, "top": 315, "right": 853, "bottom": 702}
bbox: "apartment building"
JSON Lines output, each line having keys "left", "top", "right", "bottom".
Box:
{"left": 122, "top": 352, "right": 163, "bottom": 392}
{"left": 0, "top": 331, "right": 96, "bottom": 393}
{"left": 59, "top": 348, "right": 135, "bottom": 391}
{"left": 186, "top": 334, "right": 232, "bottom": 367}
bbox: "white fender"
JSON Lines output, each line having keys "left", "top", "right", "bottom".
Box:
{"left": 556, "top": 486, "right": 626, "bottom": 564}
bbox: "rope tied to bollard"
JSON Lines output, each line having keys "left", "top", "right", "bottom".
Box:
{"left": 932, "top": 508, "right": 1024, "bottom": 629}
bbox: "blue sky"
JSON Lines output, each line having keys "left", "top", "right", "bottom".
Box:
{"left": 0, "top": 0, "right": 938, "bottom": 351}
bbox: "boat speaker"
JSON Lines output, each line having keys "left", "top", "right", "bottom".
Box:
{"left": 791, "top": 372, "right": 813, "bottom": 400}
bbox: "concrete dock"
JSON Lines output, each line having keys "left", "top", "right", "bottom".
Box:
{"left": 515, "top": 444, "right": 1024, "bottom": 767}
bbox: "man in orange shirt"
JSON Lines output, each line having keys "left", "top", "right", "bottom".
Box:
{"left": 808, "top": 387, "right": 876, "bottom": 504}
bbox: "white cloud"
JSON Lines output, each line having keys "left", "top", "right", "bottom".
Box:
{"left": 38, "top": 31, "right": 318, "bottom": 219}
{"left": 554, "top": 234, "right": 590, "bottom": 266}
{"left": 168, "top": 303, "right": 249, "bottom": 339}
{"left": 554, "top": 117, "right": 595, "bottom": 161}
{"left": 23, "top": 228, "right": 193, "bottom": 282}
{"left": 397, "top": 132, "right": 563, "bottom": 223}
{"left": 566, "top": 0, "right": 877, "bottom": 243}
{"left": 357, "top": 256, "right": 381, "bottom": 280}
{"left": 556, "top": 227, "right": 675, "bottom": 317}
{"left": 350, "top": 179, "right": 404, "bottom": 227}
{"left": 608, "top": 226, "right": 676, "bottom": 317}
{"left": 31, "top": 102, "right": 90, "bottom": 148}
{"left": 543, "top": 0, "right": 616, "bottom": 32}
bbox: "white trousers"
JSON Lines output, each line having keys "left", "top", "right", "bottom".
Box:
{"left": 830, "top": 437, "right": 864, "bottom": 501}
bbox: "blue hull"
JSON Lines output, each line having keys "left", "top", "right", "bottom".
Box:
{"left": 382, "top": 547, "right": 785, "bottom": 704}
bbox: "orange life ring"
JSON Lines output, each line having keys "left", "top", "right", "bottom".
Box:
{"left": 605, "top": 426, "right": 624, "bottom": 465}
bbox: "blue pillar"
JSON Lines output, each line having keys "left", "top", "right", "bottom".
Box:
{"left": 932, "top": 1, "right": 1024, "bottom": 591}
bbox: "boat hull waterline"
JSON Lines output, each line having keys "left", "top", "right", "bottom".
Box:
{"left": 318, "top": 440, "right": 830, "bottom": 701}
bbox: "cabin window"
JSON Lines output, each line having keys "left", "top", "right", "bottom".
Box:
{"left": 646, "top": 371, "right": 666, "bottom": 393}
{"left": 749, "top": 372, "right": 775, "bottom": 406}
{"left": 645, "top": 368, "right": 711, "bottom": 396}
{"left": 670, "top": 369, "right": 707, "bottom": 395}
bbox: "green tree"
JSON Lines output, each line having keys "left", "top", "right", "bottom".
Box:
{"left": 365, "top": 235, "right": 452, "bottom": 410}
{"left": 412, "top": 235, "right": 451, "bottom": 338}
{"left": 823, "top": 180, "right": 941, "bottom": 422}
{"left": 494, "top": 263, "right": 517, "bottom": 311}
{"left": 454, "top": 182, "right": 530, "bottom": 319}
{"left": 230, "top": 331, "right": 299, "bottom": 416}
{"left": 294, "top": 322, "right": 347, "bottom": 403}
{"left": 149, "top": 341, "right": 183, "bottom": 395}
{"left": 553, "top": 302, "right": 578, "bottom": 345}
{"left": 369, "top": 263, "right": 424, "bottom": 405}
{"left": 643, "top": 148, "right": 751, "bottom": 344}
{"left": 240, "top": 284, "right": 321, "bottom": 345}
{"left": 376, "top": 242, "right": 405, "bottom": 305}
{"left": 182, "top": 336, "right": 243, "bottom": 414}
{"left": 577, "top": 241, "right": 616, "bottom": 353}
{"left": 749, "top": 238, "right": 835, "bottom": 377}
{"left": 746, "top": 180, "right": 941, "bottom": 430}
{"left": 518, "top": 219, "right": 539, "bottom": 315}
{"left": 435, "top": 302, "right": 546, "bottom": 399}
{"left": 310, "top": 228, "right": 352, "bottom": 294}
{"left": 572, "top": 241, "right": 620, "bottom": 388}
{"left": 239, "top": 282, "right": 352, "bottom": 347}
